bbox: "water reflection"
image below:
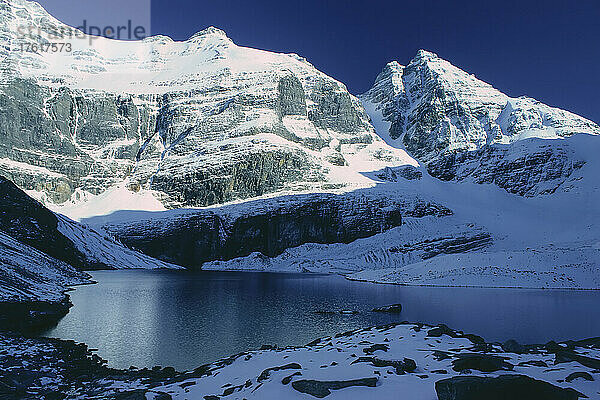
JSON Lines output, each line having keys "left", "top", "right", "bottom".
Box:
{"left": 45, "top": 270, "right": 600, "bottom": 371}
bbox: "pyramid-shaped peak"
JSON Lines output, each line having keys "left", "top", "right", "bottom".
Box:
{"left": 386, "top": 60, "right": 403, "bottom": 69}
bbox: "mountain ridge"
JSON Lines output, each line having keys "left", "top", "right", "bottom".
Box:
{"left": 0, "top": 0, "right": 598, "bottom": 291}
{"left": 1, "top": 0, "right": 414, "bottom": 211}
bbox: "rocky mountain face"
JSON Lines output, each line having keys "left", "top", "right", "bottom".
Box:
{"left": 0, "top": 0, "right": 406, "bottom": 208}
{"left": 2, "top": 0, "right": 597, "bottom": 207}
{"left": 0, "top": 0, "right": 598, "bottom": 288}
{"left": 95, "top": 192, "right": 452, "bottom": 268}
{"left": 360, "top": 51, "right": 600, "bottom": 196}
{"left": 0, "top": 176, "right": 89, "bottom": 267}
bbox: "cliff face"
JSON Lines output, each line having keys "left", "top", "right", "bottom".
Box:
{"left": 426, "top": 140, "right": 587, "bottom": 196}
{"left": 0, "top": 176, "right": 89, "bottom": 268}
{"left": 0, "top": 176, "right": 179, "bottom": 271}
{"left": 97, "top": 193, "right": 452, "bottom": 268}
{"left": 0, "top": 0, "right": 408, "bottom": 208}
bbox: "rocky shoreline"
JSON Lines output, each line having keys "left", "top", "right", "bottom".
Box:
{"left": 1, "top": 321, "right": 598, "bottom": 399}
{"left": 0, "top": 298, "right": 72, "bottom": 334}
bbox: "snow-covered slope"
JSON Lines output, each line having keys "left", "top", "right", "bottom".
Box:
{"left": 0, "top": 231, "right": 89, "bottom": 302}
{"left": 0, "top": 0, "right": 412, "bottom": 210}
{"left": 0, "top": 174, "right": 179, "bottom": 328}
{"left": 10, "top": 323, "right": 596, "bottom": 399}
{"left": 201, "top": 131, "right": 600, "bottom": 289}
{"left": 4, "top": 323, "right": 599, "bottom": 399}
{"left": 56, "top": 214, "right": 182, "bottom": 270}
{"left": 150, "top": 323, "right": 600, "bottom": 400}
{"left": 360, "top": 51, "right": 600, "bottom": 196}
{"left": 0, "top": 175, "right": 180, "bottom": 270}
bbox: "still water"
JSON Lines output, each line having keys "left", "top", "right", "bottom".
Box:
{"left": 44, "top": 270, "right": 600, "bottom": 371}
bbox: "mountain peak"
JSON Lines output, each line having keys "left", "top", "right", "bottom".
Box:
{"left": 362, "top": 50, "right": 600, "bottom": 165}
{"left": 383, "top": 60, "right": 403, "bottom": 72}
{"left": 188, "top": 26, "right": 230, "bottom": 41}
{"left": 412, "top": 49, "right": 438, "bottom": 62}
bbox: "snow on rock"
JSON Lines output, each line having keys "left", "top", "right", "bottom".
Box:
{"left": 360, "top": 51, "right": 600, "bottom": 196}
{"left": 0, "top": 174, "right": 180, "bottom": 270}
{"left": 0, "top": 231, "right": 89, "bottom": 302}
{"left": 56, "top": 215, "right": 182, "bottom": 270}
{"left": 153, "top": 323, "right": 599, "bottom": 399}
{"left": 48, "top": 183, "right": 167, "bottom": 222}
{"left": 87, "top": 189, "right": 452, "bottom": 268}
{"left": 203, "top": 214, "right": 491, "bottom": 274}
{"left": 0, "top": 0, "right": 411, "bottom": 209}
{"left": 3, "top": 323, "right": 598, "bottom": 399}
{"left": 349, "top": 247, "right": 600, "bottom": 289}
{"left": 202, "top": 140, "right": 600, "bottom": 288}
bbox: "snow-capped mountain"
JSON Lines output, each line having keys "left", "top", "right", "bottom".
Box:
{"left": 0, "top": 0, "right": 412, "bottom": 211}
{"left": 0, "top": 0, "right": 599, "bottom": 291}
{"left": 360, "top": 50, "right": 600, "bottom": 196}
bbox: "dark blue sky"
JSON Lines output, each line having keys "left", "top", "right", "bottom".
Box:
{"left": 152, "top": 0, "right": 600, "bottom": 123}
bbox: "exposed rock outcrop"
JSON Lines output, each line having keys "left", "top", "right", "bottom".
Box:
{"left": 435, "top": 375, "right": 583, "bottom": 400}
{"left": 291, "top": 378, "right": 378, "bottom": 398}
{"left": 0, "top": 0, "right": 406, "bottom": 208}
{"left": 96, "top": 192, "right": 427, "bottom": 267}
{"left": 0, "top": 176, "right": 178, "bottom": 271}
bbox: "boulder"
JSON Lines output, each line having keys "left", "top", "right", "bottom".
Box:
{"left": 502, "top": 339, "right": 526, "bottom": 354}
{"left": 555, "top": 351, "right": 600, "bottom": 369}
{"left": 362, "top": 344, "right": 389, "bottom": 355}
{"left": 292, "top": 377, "right": 377, "bottom": 398}
{"left": 451, "top": 354, "right": 513, "bottom": 372}
{"left": 372, "top": 304, "right": 402, "bottom": 313}
{"left": 435, "top": 374, "right": 583, "bottom": 400}
{"left": 257, "top": 363, "right": 302, "bottom": 382}
{"left": 428, "top": 324, "right": 457, "bottom": 338}
{"left": 351, "top": 356, "right": 416, "bottom": 374}
{"left": 565, "top": 372, "right": 594, "bottom": 383}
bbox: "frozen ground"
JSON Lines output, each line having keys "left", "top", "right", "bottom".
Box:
{"left": 2, "top": 322, "right": 598, "bottom": 399}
